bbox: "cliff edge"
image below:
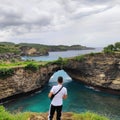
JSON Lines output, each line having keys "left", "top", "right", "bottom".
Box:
{"left": 0, "top": 53, "right": 120, "bottom": 102}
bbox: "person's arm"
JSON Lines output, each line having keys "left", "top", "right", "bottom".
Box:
{"left": 62, "top": 94, "right": 67, "bottom": 99}
{"left": 63, "top": 88, "right": 67, "bottom": 99}
{"left": 48, "top": 86, "right": 54, "bottom": 98}
{"left": 48, "top": 92, "right": 53, "bottom": 98}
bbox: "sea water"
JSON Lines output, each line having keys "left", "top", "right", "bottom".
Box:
{"left": 4, "top": 70, "right": 120, "bottom": 120}
{"left": 21, "top": 48, "right": 102, "bottom": 61}
{"left": 3, "top": 48, "right": 120, "bottom": 120}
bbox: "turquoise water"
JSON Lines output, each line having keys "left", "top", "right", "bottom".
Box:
{"left": 4, "top": 70, "right": 120, "bottom": 120}
{"left": 3, "top": 48, "right": 120, "bottom": 120}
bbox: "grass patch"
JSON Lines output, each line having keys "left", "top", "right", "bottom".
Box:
{"left": 0, "top": 106, "right": 30, "bottom": 120}
{"left": 75, "top": 55, "right": 85, "bottom": 62}
{"left": 24, "top": 62, "right": 39, "bottom": 71}
{"left": 0, "top": 106, "right": 110, "bottom": 120}
{"left": 0, "top": 60, "right": 47, "bottom": 69}
{"left": 46, "top": 57, "right": 70, "bottom": 66}
{"left": 0, "top": 68, "right": 14, "bottom": 79}
{"left": 0, "top": 60, "right": 48, "bottom": 78}
{"left": 52, "top": 57, "right": 63, "bottom": 65}
{"left": 73, "top": 112, "right": 109, "bottom": 120}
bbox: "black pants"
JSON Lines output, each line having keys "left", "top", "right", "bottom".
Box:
{"left": 49, "top": 104, "right": 63, "bottom": 120}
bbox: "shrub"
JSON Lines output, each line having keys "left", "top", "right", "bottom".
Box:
{"left": 0, "top": 68, "right": 14, "bottom": 78}
{"left": 103, "top": 48, "right": 114, "bottom": 54}
{"left": 115, "top": 42, "right": 120, "bottom": 51}
{"left": 25, "top": 63, "right": 39, "bottom": 71}
{"left": 75, "top": 55, "right": 85, "bottom": 62}
{"left": 0, "top": 106, "right": 30, "bottom": 120}
{"left": 0, "top": 106, "right": 5, "bottom": 112}
{"left": 89, "top": 52, "right": 96, "bottom": 56}
{"left": 53, "top": 57, "right": 63, "bottom": 65}
{"left": 62, "top": 58, "right": 69, "bottom": 65}
{"left": 103, "top": 42, "right": 120, "bottom": 53}
{"left": 10, "top": 58, "right": 16, "bottom": 63}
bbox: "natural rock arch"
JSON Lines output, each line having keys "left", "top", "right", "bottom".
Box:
{"left": 0, "top": 53, "right": 120, "bottom": 102}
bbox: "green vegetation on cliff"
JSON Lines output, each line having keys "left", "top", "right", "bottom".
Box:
{"left": 0, "top": 60, "right": 48, "bottom": 79}
{"left": 24, "top": 62, "right": 39, "bottom": 71}
{"left": 0, "top": 42, "right": 94, "bottom": 57}
{"left": 0, "top": 106, "right": 109, "bottom": 120}
{"left": 103, "top": 42, "right": 120, "bottom": 53}
{"left": 0, "top": 60, "right": 46, "bottom": 69}
{"left": 0, "top": 68, "right": 14, "bottom": 78}
{"left": 0, "top": 106, "right": 30, "bottom": 120}
{"left": 18, "top": 43, "right": 93, "bottom": 51}
{"left": 0, "top": 44, "right": 20, "bottom": 54}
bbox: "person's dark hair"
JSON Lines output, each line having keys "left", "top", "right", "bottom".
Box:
{"left": 58, "top": 76, "right": 63, "bottom": 83}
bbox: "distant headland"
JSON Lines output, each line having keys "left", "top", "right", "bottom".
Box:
{"left": 0, "top": 42, "right": 94, "bottom": 58}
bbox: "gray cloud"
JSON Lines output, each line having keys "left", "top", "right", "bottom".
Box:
{"left": 0, "top": 0, "right": 119, "bottom": 47}
{"left": 0, "top": 1, "right": 52, "bottom": 33}
{"left": 71, "top": 5, "right": 114, "bottom": 20}
{"left": 59, "top": 0, "right": 118, "bottom": 20}
{"left": 0, "top": 0, "right": 117, "bottom": 30}
{"left": 0, "top": 8, "right": 23, "bottom": 28}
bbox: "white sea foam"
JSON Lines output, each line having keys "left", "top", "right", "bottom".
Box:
{"left": 85, "top": 85, "right": 100, "bottom": 92}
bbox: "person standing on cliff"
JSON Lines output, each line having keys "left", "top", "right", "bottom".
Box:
{"left": 48, "top": 76, "right": 67, "bottom": 120}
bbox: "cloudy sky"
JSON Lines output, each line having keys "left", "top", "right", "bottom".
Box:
{"left": 0, "top": 0, "right": 120, "bottom": 47}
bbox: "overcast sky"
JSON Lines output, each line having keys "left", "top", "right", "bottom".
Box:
{"left": 0, "top": 0, "right": 120, "bottom": 47}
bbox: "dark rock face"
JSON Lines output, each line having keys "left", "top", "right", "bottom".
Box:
{"left": 0, "top": 53, "right": 120, "bottom": 102}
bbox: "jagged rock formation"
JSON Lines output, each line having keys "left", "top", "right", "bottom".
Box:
{"left": 0, "top": 53, "right": 21, "bottom": 61}
{"left": 63, "top": 53, "right": 120, "bottom": 94}
{"left": 0, "top": 53, "right": 120, "bottom": 102}
{"left": 0, "top": 65, "right": 61, "bottom": 101}
{"left": 20, "top": 46, "right": 49, "bottom": 56}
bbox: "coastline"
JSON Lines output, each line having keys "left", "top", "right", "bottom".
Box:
{"left": 73, "top": 79, "right": 120, "bottom": 95}
{"left": 0, "top": 52, "right": 120, "bottom": 104}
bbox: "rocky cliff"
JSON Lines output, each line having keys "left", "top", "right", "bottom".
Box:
{"left": 20, "top": 46, "right": 49, "bottom": 56}
{"left": 63, "top": 53, "right": 120, "bottom": 94}
{"left": 0, "top": 53, "right": 21, "bottom": 61}
{"left": 0, "top": 65, "right": 61, "bottom": 101}
{"left": 0, "top": 53, "right": 120, "bottom": 102}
